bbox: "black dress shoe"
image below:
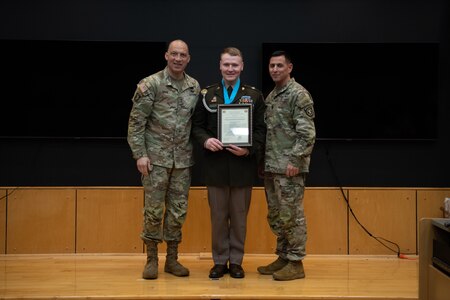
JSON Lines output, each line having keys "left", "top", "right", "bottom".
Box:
{"left": 209, "top": 264, "right": 228, "bottom": 278}
{"left": 229, "top": 264, "right": 245, "bottom": 278}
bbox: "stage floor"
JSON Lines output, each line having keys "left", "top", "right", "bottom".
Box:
{"left": 0, "top": 254, "right": 418, "bottom": 300}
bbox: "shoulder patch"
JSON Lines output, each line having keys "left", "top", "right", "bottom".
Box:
{"left": 304, "top": 104, "right": 315, "bottom": 118}
{"left": 137, "top": 82, "right": 149, "bottom": 95}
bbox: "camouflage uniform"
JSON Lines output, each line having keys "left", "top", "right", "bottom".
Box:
{"left": 264, "top": 78, "right": 315, "bottom": 261}
{"left": 128, "top": 67, "right": 200, "bottom": 244}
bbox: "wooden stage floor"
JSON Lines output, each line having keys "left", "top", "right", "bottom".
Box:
{"left": 0, "top": 254, "right": 418, "bottom": 300}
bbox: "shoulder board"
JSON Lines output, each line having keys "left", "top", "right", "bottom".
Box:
{"left": 242, "top": 84, "right": 262, "bottom": 94}
{"left": 242, "top": 84, "right": 257, "bottom": 90}
{"left": 204, "top": 83, "right": 220, "bottom": 90}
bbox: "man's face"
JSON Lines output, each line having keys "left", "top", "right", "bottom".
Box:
{"left": 165, "top": 41, "right": 190, "bottom": 77}
{"left": 220, "top": 53, "right": 244, "bottom": 85}
{"left": 269, "top": 55, "right": 292, "bottom": 86}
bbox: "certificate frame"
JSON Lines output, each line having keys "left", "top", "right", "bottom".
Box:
{"left": 217, "top": 104, "right": 252, "bottom": 147}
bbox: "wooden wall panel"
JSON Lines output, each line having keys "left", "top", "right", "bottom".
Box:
{"left": 1, "top": 187, "right": 448, "bottom": 255}
{"left": 246, "top": 188, "right": 276, "bottom": 254}
{"left": 304, "top": 189, "right": 348, "bottom": 254}
{"left": 6, "top": 189, "right": 76, "bottom": 254}
{"left": 417, "top": 189, "right": 450, "bottom": 220}
{"left": 76, "top": 189, "right": 143, "bottom": 253}
{"left": 179, "top": 188, "right": 211, "bottom": 253}
{"left": 0, "top": 189, "right": 6, "bottom": 254}
{"left": 348, "top": 189, "right": 416, "bottom": 255}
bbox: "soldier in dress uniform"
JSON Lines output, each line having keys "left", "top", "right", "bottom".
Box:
{"left": 127, "top": 39, "right": 200, "bottom": 280}
{"left": 192, "top": 47, "right": 266, "bottom": 279}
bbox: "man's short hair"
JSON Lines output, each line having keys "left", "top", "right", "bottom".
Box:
{"left": 271, "top": 50, "right": 292, "bottom": 64}
{"left": 221, "top": 47, "right": 243, "bottom": 60}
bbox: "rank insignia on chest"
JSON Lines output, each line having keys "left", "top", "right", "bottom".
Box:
{"left": 210, "top": 96, "right": 217, "bottom": 103}
{"left": 239, "top": 96, "right": 252, "bottom": 104}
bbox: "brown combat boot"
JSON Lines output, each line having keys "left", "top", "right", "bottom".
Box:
{"left": 142, "top": 241, "right": 158, "bottom": 279}
{"left": 257, "top": 256, "right": 288, "bottom": 275}
{"left": 164, "top": 241, "right": 189, "bottom": 276}
{"left": 272, "top": 260, "right": 305, "bottom": 281}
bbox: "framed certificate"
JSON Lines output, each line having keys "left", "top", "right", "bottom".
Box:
{"left": 217, "top": 104, "right": 252, "bottom": 146}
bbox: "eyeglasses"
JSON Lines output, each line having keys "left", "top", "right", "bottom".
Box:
{"left": 168, "top": 51, "right": 188, "bottom": 59}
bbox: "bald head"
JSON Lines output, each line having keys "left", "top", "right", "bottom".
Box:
{"left": 167, "top": 39, "right": 189, "bottom": 54}
{"left": 164, "top": 39, "right": 191, "bottom": 80}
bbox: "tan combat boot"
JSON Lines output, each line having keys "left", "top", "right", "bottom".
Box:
{"left": 257, "top": 256, "right": 289, "bottom": 275}
{"left": 164, "top": 241, "right": 189, "bottom": 276}
{"left": 272, "top": 260, "right": 305, "bottom": 281}
{"left": 142, "top": 241, "right": 158, "bottom": 279}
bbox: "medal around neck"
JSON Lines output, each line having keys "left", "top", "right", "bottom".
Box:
{"left": 222, "top": 78, "right": 240, "bottom": 104}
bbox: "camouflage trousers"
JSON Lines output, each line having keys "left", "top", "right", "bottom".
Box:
{"left": 141, "top": 165, "right": 191, "bottom": 244}
{"left": 264, "top": 173, "right": 307, "bottom": 261}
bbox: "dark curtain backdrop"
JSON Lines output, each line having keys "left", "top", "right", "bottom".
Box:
{"left": 0, "top": 0, "right": 449, "bottom": 187}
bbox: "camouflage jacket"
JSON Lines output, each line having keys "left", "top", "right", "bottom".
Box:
{"left": 264, "top": 78, "right": 316, "bottom": 174}
{"left": 127, "top": 67, "right": 200, "bottom": 168}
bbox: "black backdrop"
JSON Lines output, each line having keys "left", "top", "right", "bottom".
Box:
{"left": 0, "top": 0, "right": 449, "bottom": 187}
{"left": 0, "top": 40, "right": 166, "bottom": 138}
{"left": 0, "top": 40, "right": 167, "bottom": 138}
{"left": 262, "top": 42, "right": 439, "bottom": 141}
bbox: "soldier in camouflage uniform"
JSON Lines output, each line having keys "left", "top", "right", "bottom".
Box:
{"left": 257, "top": 50, "right": 316, "bottom": 281}
{"left": 127, "top": 40, "right": 200, "bottom": 280}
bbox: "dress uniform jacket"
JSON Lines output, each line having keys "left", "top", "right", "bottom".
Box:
{"left": 192, "top": 83, "right": 266, "bottom": 187}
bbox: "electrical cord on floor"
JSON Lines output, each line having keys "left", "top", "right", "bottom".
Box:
{"left": 325, "top": 146, "right": 417, "bottom": 259}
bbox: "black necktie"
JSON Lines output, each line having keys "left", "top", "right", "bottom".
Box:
{"left": 227, "top": 86, "right": 233, "bottom": 97}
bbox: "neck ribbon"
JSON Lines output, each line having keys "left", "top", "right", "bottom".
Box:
{"left": 222, "top": 78, "right": 240, "bottom": 104}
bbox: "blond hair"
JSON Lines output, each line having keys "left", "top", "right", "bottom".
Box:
{"left": 221, "top": 47, "right": 243, "bottom": 60}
